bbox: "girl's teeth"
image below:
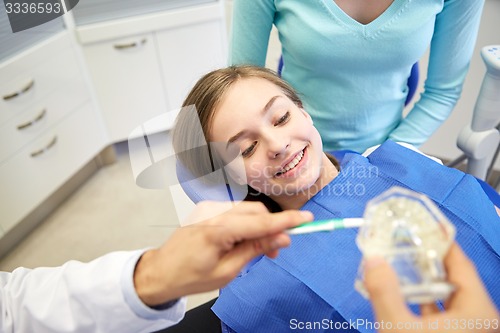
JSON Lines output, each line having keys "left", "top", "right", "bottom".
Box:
{"left": 282, "top": 150, "right": 304, "bottom": 173}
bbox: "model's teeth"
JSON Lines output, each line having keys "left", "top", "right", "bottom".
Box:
{"left": 280, "top": 150, "right": 304, "bottom": 174}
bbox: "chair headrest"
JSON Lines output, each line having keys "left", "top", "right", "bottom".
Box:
{"left": 176, "top": 158, "right": 249, "bottom": 204}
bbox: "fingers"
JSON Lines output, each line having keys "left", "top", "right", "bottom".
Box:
{"left": 444, "top": 243, "right": 479, "bottom": 288}
{"left": 180, "top": 201, "right": 231, "bottom": 226}
{"left": 443, "top": 243, "right": 499, "bottom": 320}
{"left": 364, "top": 257, "right": 415, "bottom": 324}
{"left": 420, "top": 303, "right": 441, "bottom": 316}
{"left": 215, "top": 233, "right": 292, "bottom": 280}
{"left": 443, "top": 243, "right": 488, "bottom": 306}
{"left": 227, "top": 234, "right": 289, "bottom": 264}
{"left": 199, "top": 200, "right": 268, "bottom": 216}
{"left": 189, "top": 201, "right": 307, "bottom": 275}
{"left": 262, "top": 233, "right": 291, "bottom": 258}
{"left": 228, "top": 200, "right": 270, "bottom": 214}
{"left": 218, "top": 207, "right": 314, "bottom": 241}
{"left": 175, "top": 201, "right": 314, "bottom": 293}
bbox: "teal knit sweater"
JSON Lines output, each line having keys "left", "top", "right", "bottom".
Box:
{"left": 230, "top": 0, "right": 484, "bottom": 152}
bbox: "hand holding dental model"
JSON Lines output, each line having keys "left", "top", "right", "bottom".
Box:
{"left": 288, "top": 187, "right": 498, "bottom": 333}
{"left": 356, "top": 187, "right": 456, "bottom": 304}
{"left": 363, "top": 243, "right": 500, "bottom": 333}
{"left": 356, "top": 188, "right": 499, "bottom": 332}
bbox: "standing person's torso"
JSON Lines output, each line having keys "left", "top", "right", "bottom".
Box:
{"left": 231, "top": 0, "right": 444, "bottom": 152}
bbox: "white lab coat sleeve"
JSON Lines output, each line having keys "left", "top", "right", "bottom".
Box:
{"left": 0, "top": 250, "right": 186, "bottom": 333}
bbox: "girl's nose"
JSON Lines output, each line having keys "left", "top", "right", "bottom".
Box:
{"left": 266, "top": 133, "right": 290, "bottom": 159}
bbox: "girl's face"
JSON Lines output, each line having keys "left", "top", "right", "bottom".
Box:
{"left": 210, "top": 77, "right": 336, "bottom": 206}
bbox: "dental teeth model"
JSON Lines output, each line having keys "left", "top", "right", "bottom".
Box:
{"left": 355, "top": 186, "right": 456, "bottom": 304}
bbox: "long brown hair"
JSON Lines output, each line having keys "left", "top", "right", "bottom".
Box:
{"left": 172, "top": 65, "right": 338, "bottom": 212}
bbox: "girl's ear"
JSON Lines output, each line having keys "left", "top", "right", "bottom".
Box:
{"left": 300, "top": 108, "right": 313, "bottom": 124}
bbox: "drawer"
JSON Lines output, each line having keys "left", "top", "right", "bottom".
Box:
{"left": 0, "top": 33, "right": 87, "bottom": 125}
{"left": 0, "top": 91, "right": 89, "bottom": 163}
{"left": 0, "top": 103, "right": 106, "bottom": 233}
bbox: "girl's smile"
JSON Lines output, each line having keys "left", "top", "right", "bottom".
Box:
{"left": 275, "top": 147, "right": 306, "bottom": 178}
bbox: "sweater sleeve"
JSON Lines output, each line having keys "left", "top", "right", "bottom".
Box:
{"left": 388, "top": 0, "right": 485, "bottom": 147}
{"left": 0, "top": 250, "right": 186, "bottom": 333}
{"left": 229, "top": 0, "right": 276, "bottom": 66}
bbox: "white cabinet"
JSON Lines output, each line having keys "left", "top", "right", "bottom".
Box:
{"left": 76, "top": 1, "right": 227, "bottom": 142}
{"left": 0, "top": 32, "right": 107, "bottom": 238}
{"left": 0, "top": 0, "right": 227, "bottom": 247}
{"left": 78, "top": 33, "right": 167, "bottom": 142}
{"left": 0, "top": 38, "right": 91, "bottom": 162}
{"left": 156, "top": 19, "right": 226, "bottom": 110}
{"left": 0, "top": 103, "right": 104, "bottom": 234}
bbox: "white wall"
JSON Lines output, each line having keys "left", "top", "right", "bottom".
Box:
{"left": 225, "top": 0, "right": 500, "bottom": 169}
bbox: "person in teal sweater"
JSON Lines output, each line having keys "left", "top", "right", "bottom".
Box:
{"left": 230, "top": 0, "right": 485, "bottom": 153}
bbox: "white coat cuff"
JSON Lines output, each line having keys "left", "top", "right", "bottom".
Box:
{"left": 121, "top": 249, "right": 187, "bottom": 322}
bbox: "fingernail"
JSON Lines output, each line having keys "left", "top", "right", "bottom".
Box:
{"left": 270, "top": 240, "right": 281, "bottom": 250}
{"left": 363, "top": 256, "right": 386, "bottom": 270}
{"left": 271, "top": 235, "right": 289, "bottom": 249}
{"left": 300, "top": 211, "right": 314, "bottom": 220}
{"left": 270, "top": 241, "right": 280, "bottom": 250}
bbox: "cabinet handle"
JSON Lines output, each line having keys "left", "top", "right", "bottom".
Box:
{"left": 3, "top": 79, "right": 35, "bottom": 101}
{"left": 113, "top": 38, "right": 147, "bottom": 50}
{"left": 30, "top": 136, "right": 57, "bottom": 158}
{"left": 17, "top": 109, "right": 47, "bottom": 130}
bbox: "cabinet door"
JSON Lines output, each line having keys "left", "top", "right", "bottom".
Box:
{"left": 81, "top": 33, "right": 168, "bottom": 142}
{"left": 0, "top": 103, "right": 105, "bottom": 233}
{"left": 155, "top": 19, "right": 227, "bottom": 112}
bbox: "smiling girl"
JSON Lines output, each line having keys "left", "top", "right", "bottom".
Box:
{"left": 170, "top": 66, "right": 500, "bottom": 333}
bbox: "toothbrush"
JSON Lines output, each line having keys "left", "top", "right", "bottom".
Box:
{"left": 287, "top": 218, "right": 364, "bottom": 235}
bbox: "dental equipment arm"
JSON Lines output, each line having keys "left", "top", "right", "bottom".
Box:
{"left": 457, "top": 45, "right": 500, "bottom": 180}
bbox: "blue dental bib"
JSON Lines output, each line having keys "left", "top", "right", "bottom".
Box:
{"left": 212, "top": 141, "right": 500, "bottom": 333}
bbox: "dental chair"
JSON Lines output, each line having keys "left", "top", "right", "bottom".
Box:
{"left": 447, "top": 45, "right": 500, "bottom": 191}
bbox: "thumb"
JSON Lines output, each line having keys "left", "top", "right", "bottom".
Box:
{"left": 364, "top": 257, "right": 415, "bottom": 324}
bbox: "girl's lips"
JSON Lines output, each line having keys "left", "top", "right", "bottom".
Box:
{"left": 275, "top": 147, "right": 306, "bottom": 178}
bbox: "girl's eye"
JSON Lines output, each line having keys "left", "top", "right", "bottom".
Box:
{"left": 242, "top": 141, "right": 257, "bottom": 158}
{"left": 275, "top": 111, "right": 290, "bottom": 126}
